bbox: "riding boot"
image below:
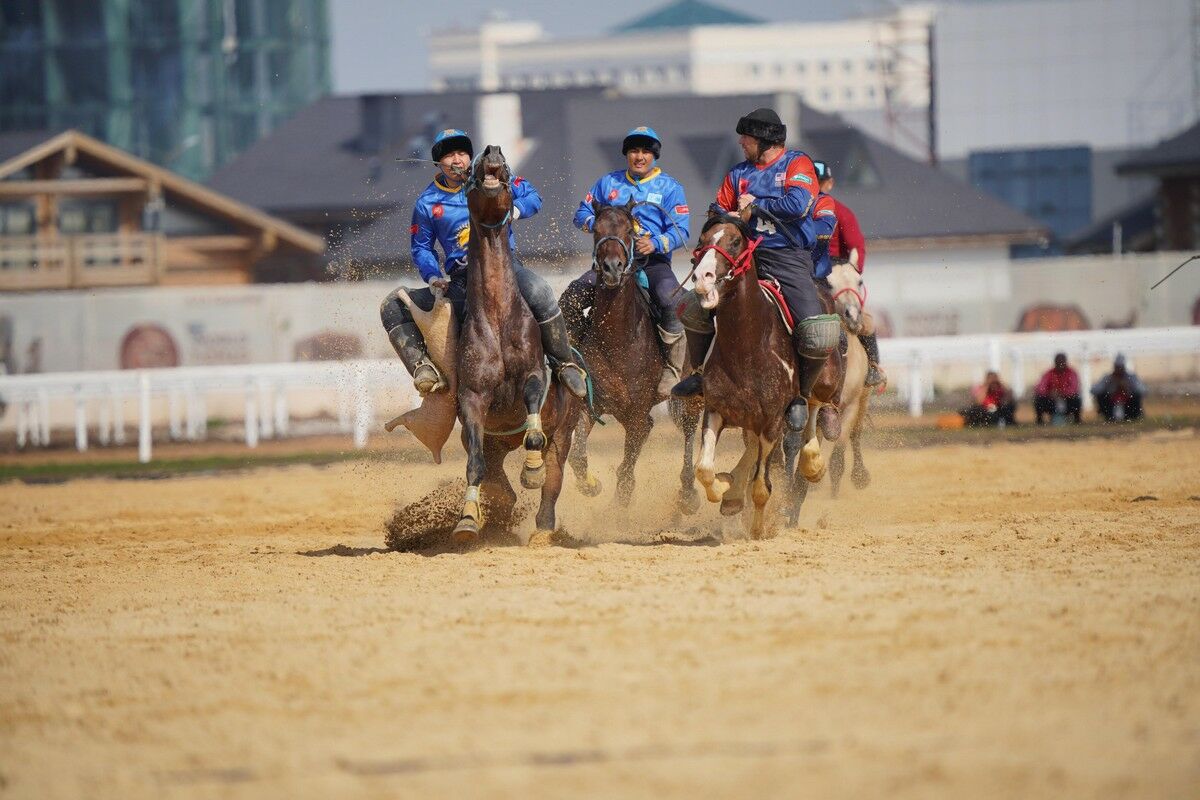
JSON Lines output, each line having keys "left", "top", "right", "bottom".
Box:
{"left": 670, "top": 328, "right": 714, "bottom": 397}
{"left": 786, "top": 314, "right": 841, "bottom": 432}
{"left": 656, "top": 326, "right": 686, "bottom": 398}
{"left": 386, "top": 321, "right": 445, "bottom": 395}
{"left": 539, "top": 313, "right": 589, "bottom": 399}
{"left": 858, "top": 332, "right": 886, "bottom": 387}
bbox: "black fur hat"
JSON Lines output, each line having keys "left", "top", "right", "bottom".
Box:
{"left": 735, "top": 108, "right": 786, "bottom": 144}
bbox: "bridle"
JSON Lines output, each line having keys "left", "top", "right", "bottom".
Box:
{"left": 463, "top": 151, "right": 514, "bottom": 230}
{"left": 831, "top": 279, "right": 867, "bottom": 310}
{"left": 590, "top": 207, "right": 638, "bottom": 279}
{"left": 689, "top": 231, "right": 763, "bottom": 286}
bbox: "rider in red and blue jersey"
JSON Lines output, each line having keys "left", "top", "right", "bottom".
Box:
{"left": 673, "top": 108, "right": 841, "bottom": 434}
{"left": 561, "top": 126, "right": 691, "bottom": 397}
{"left": 379, "top": 128, "right": 587, "bottom": 398}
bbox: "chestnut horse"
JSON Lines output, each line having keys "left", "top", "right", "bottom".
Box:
{"left": 565, "top": 202, "right": 703, "bottom": 511}
{"left": 452, "top": 145, "right": 582, "bottom": 545}
{"left": 690, "top": 216, "right": 843, "bottom": 538}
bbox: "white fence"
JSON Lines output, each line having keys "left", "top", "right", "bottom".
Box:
{"left": 1, "top": 326, "right": 1197, "bottom": 463}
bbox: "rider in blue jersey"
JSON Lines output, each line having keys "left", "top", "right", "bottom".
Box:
{"left": 379, "top": 129, "right": 587, "bottom": 399}
{"left": 561, "top": 126, "right": 691, "bottom": 397}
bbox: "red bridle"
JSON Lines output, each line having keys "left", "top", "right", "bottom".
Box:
{"left": 691, "top": 235, "right": 763, "bottom": 284}
{"left": 831, "top": 281, "right": 867, "bottom": 309}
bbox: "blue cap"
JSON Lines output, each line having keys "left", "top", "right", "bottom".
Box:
{"left": 622, "top": 126, "right": 661, "bottom": 157}
{"left": 431, "top": 128, "right": 473, "bottom": 161}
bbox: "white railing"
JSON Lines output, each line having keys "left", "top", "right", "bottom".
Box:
{"left": 1, "top": 327, "right": 1197, "bottom": 462}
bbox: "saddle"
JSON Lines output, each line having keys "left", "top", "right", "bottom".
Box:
{"left": 757, "top": 278, "right": 795, "bottom": 333}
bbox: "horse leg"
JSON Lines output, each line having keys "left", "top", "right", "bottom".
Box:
{"left": 787, "top": 467, "right": 810, "bottom": 527}
{"left": 520, "top": 372, "right": 547, "bottom": 490}
{"left": 568, "top": 415, "right": 602, "bottom": 497}
{"left": 614, "top": 414, "right": 652, "bottom": 507}
{"left": 720, "top": 429, "right": 759, "bottom": 516}
{"left": 798, "top": 401, "right": 827, "bottom": 484}
{"left": 782, "top": 428, "right": 801, "bottom": 483}
{"left": 748, "top": 434, "right": 776, "bottom": 540}
{"left": 481, "top": 437, "right": 518, "bottom": 533}
{"left": 675, "top": 399, "right": 702, "bottom": 515}
{"left": 453, "top": 392, "right": 489, "bottom": 544}
{"left": 531, "top": 408, "right": 574, "bottom": 544}
{"left": 829, "top": 441, "right": 846, "bottom": 498}
{"left": 850, "top": 421, "right": 871, "bottom": 490}
{"left": 695, "top": 410, "right": 727, "bottom": 503}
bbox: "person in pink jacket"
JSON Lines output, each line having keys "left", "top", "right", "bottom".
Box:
{"left": 1034, "top": 352, "right": 1082, "bottom": 424}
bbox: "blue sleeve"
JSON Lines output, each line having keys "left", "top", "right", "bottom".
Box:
{"left": 656, "top": 181, "right": 690, "bottom": 253}
{"left": 512, "top": 177, "right": 541, "bottom": 220}
{"left": 573, "top": 177, "right": 605, "bottom": 233}
{"left": 410, "top": 202, "right": 441, "bottom": 282}
{"left": 756, "top": 156, "right": 817, "bottom": 221}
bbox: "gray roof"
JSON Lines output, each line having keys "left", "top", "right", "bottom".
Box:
{"left": 1117, "top": 119, "right": 1200, "bottom": 177}
{"left": 210, "top": 88, "right": 1046, "bottom": 265}
{"left": 613, "top": 0, "right": 761, "bottom": 32}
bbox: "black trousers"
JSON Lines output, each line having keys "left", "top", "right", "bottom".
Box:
{"left": 1096, "top": 393, "right": 1143, "bottom": 422}
{"left": 755, "top": 247, "right": 824, "bottom": 322}
{"left": 961, "top": 401, "right": 1016, "bottom": 427}
{"left": 1033, "top": 394, "right": 1082, "bottom": 424}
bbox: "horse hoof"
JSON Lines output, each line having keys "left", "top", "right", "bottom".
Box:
{"left": 521, "top": 463, "right": 546, "bottom": 490}
{"left": 527, "top": 530, "right": 554, "bottom": 548}
{"left": 720, "top": 497, "right": 744, "bottom": 516}
{"left": 678, "top": 491, "right": 701, "bottom": 516}
{"left": 452, "top": 517, "right": 480, "bottom": 545}
{"left": 578, "top": 473, "right": 603, "bottom": 497}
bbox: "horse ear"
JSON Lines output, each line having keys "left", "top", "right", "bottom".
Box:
{"left": 591, "top": 200, "right": 602, "bottom": 218}
{"left": 625, "top": 197, "right": 636, "bottom": 212}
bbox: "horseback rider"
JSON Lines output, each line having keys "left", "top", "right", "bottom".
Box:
{"left": 561, "top": 126, "right": 691, "bottom": 397}
{"left": 816, "top": 160, "right": 885, "bottom": 387}
{"left": 672, "top": 108, "right": 841, "bottom": 434}
{"left": 379, "top": 128, "right": 588, "bottom": 399}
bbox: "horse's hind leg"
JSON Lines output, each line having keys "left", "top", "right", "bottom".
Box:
{"left": 520, "top": 372, "right": 547, "bottom": 490}
{"left": 453, "top": 392, "right": 489, "bottom": 544}
{"left": 481, "top": 438, "right": 518, "bottom": 534}
{"left": 673, "top": 398, "right": 701, "bottom": 515}
{"left": 748, "top": 434, "right": 776, "bottom": 539}
{"left": 850, "top": 425, "right": 870, "bottom": 490}
{"left": 614, "top": 414, "right": 652, "bottom": 507}
{"left": 829, "top": 441, "right": 846, "bottom": 498}
{"left": 568, "top": 416, "right": 602, "bottom": 497}
{"left": 798, "top": 402, "right": 827, "bottom": 484}
{"left": 787, "top": 468, "right": 810, "bottom": 527}
{"left": 532, "top": 407, "right": 576, "bottom": 543}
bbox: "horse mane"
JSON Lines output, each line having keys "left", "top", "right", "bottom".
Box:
{"left": 700, "top": 213, "right": 751, "bottom": 242}
{"left": 596, "top": 203, "right": 635, "bottom": 225}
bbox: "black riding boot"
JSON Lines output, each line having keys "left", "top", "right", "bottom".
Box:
{"left": 670, "top": 328, "right": 714, "bottom": 397}
{"left": 786, "top": 315, "right": 841, "bottom": 432}
{"left": 859, "top": 332, "right": 886, "bottom": 387}
{"left": 540, "top": 314, "right": 589, "bottom": 399}
{"left": 386, "top": 321, "right": 445, "bottom": 395}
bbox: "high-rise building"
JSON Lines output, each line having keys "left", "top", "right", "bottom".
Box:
{"left": 0, "top": 0, "right": 330, "bottom": 181}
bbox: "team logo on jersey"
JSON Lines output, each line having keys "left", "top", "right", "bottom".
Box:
{"left": 790, "top": 173, "right": 813, "bottom": 184}
{"left": 647, "top": 192, "right": 662, "bottom": 204}
{"left": 410, "top": 224, "right": 419, "bottom": 235}
{"left": 675, "top": 204, "right": 689, "bottom": 214}
{"left": 774, "top": 172, "right": 786, "bottom": 186}
{"left": 816, "top": 208, "right": 836, "bottom": 216}
{"left": 455, "top": 224, "right": 471, "bottom": 247}
{"left": 431, "top": 204, "right": 444, "bottom": 219}
{"left": 585, "top": 192, "right": 594, "bottom": 203}
{"left": 608, "top": 189, "right": 619, "bottom": 201}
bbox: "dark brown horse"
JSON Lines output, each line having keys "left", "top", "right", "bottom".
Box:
{"left": 564, "top": 202, "right": 702, "bottom": 511}
{"left": 453, "top": 145, "right": 582, "bottom": 545}
{"left": 689, "top": 215, "right": 843, "bottom": 537}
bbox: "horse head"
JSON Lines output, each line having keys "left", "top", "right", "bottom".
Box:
{"left": 466, "top": 144, "right": 513, "bottom": 228}
{"left": 827, "top": 261, "right": 866, "bottom": 333}
{"left": 691, "top": 215, "right": 757, "bottom": 310}
{"left": 591, "top": 200, "right": 637, "bottom": 288}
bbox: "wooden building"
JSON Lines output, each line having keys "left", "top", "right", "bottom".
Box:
{"left": 0, "top": 130, "right": 325, "bottom": 291}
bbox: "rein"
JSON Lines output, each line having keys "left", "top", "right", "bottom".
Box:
{"left": 690, "top": 234, "right": 763, "bottom": 286}
{"left": 831, "top": 281, "right": 867, "bottom": 309}
{"left": 591, "top": 234, "right": 636, "bottom": 276}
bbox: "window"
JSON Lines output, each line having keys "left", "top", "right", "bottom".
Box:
{"left": 844, "top": 88, "right": 854, "bottom": 101}
{"left": 0, "top": 203, "right": 34, "bottom": 235}
{"left": 58, "top": 200, "right": 117, "bottom": 235}
{"left": 843, "top": 60, "right": 853, "bottom": 73}
{"left": 819, "top": 61, "right": 829, "bottom": 75}
{"left": 794, "top": 62, "right": 806, "bottom": 74}
{"left": 820, "top": 89, "right": 831, "bottom": 103}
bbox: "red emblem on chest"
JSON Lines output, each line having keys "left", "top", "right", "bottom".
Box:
{"left": 608, "top": 189, "right": 619, "bottom": 201}
{"left": 431, "top": 204, "right": 444, "bottom": 219}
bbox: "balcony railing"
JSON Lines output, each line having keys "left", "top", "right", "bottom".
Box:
{"left": 0, "top": 233, "right": 163, "bottom": 290}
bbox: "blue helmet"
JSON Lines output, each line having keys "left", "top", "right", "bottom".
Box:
{"left": 431, "top": 128, "right": 473, "bottom": 162}
{"left": 622, "top": 126, "right": 661, "bottom": 158}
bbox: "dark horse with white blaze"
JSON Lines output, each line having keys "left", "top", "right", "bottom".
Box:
{"left": 690, "top": 215, "right": 844, "bottom": 538}
{"left": 564, "top": 201, "right": 703, "bottom": 511}
{"left": 453, "top": 145, "right": 582, "bottom": 544}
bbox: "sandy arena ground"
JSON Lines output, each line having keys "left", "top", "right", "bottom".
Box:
{"left": 1, "top": 425, "right": 1198, "bottom": 798}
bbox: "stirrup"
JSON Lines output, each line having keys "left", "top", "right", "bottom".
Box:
{"left": 864, "top": 363, "right": 887, "bottom": 390}
{"left": 785, "top": 398, "right": 809, "bottom": 432}
{"left": 413, "top": 361, "right": 446, "bottom": 396}
{"left": 556, "top": 362, "right": 588, "bottom": 399}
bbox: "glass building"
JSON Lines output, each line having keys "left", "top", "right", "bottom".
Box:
{"left": 0, "top": 0, "right": 330, "bottom": 181}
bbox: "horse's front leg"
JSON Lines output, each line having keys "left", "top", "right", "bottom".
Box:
{"left": 695, "top": 410, "right": 727, "bottom": 503}
{"left": 532, "top": 400, "right": 577, "bottom": 543}
{"left": 520, "top": 371, "right": 547, "bottom": 490}
{"left": 719, "top": 428, "right": 759, "bottom": 516}
{"left": 798, "top": 401, "right": 827, "bottom": 483}
{"left": 748, "top": 434, "right": 777, "bottom": 539}
{"left": 614, "top": 414, "right": 652, "bottom": 507}
{"left": 568, "top": 415, "right": 602, "bottom": 497}
{"left": 675, "top": 398, "right": 702, "bottom": 515}
{"left": 454, "top": 391, "right": 489, "bottom": 544}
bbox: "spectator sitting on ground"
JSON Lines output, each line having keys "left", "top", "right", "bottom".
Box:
{"left": 1091, "top": 354, "right": 1145, "bottom": 422}
{"left": 1034, "top": 352, "right": 1082, "bottom": 424}
{"left": 960, "top": 371, "right": 1016, "bottom": 427}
